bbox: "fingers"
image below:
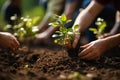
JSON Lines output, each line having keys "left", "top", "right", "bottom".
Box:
{"left": 80, "top": 51, "right": 98, "bottom": 60}
{"left": 7, "top": 37, "right": 20, "bottom": 50}
{"left": 79, "top": 47, "right": 101, "bottom": 60}
{"left": 9, "top": 36, "right": 19, "bottom": 50}
{"left": 80, "top": 43, "right": 91, "bottom": 48}
{"left": 79, "top": 46, "right": 92, "bottom": 57}
{"left": 72, "top": 34, "right": 80, "bottom": 48}
{"left": 13, "top": 38, "right": 20, "bottom": 49}
{"left": 99, "top": 33, "right": 111, "bottom": 39}
{"left": 79, "top": 44, "right": 99, "bottom": 60}
{"left": 80, "top": 52, "right": 100, "bottom": 60}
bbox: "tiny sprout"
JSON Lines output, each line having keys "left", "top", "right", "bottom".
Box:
{"left": 68, "top": 72, "right": 85, "bottom": 79}
{"left": 24, "top": 64, "right": 29, "bottom": 69}
{"left": 89, "top": 18, "right": 107, "bottom": 38}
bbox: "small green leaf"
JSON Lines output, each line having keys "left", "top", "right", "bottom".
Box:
{"left": 89, "top": 28, "right": 98, "bottom": 34}
{"left": 66, "top": 20, "right": 72, "bottom": 23}
{"left": 24, "top": 64, "right": 29, "bottom": 69}
{"left": 73, "top": 24, "right": 79, "bottom": 32}
{"left": 59, "top": 27, "right": 67, "bottom": 33}
{"left": 61, "top": 14, "right": 67, "bottom": 21}
{"left": 68, "top": 28, "right": 73, "bottom": 32}
{"left": 98, "top": 21, "right": 106, "bottom": 33}
{"left": 48, "top": 22, "right": 59, "bottom": 27}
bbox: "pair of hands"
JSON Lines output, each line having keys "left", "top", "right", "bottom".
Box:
{"left": 72, "top": 33, "right": 111, "bottom": 60}
{"left": 0, "top": 32, "right": 19, "bottom": 50}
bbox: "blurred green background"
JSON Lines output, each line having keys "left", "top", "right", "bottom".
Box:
{"left": 0, "top": 0, "right": 45, "bottom": 30}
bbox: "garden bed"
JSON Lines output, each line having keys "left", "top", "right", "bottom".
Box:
{"left": 0, "top": 43, "right": 120, "bottom": 80}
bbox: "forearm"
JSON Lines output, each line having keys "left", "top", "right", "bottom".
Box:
{"left": 73, "top": 1, "right": 104, "bottom": 32}
{"left": 73, "top": 10, "right": 95, "bottom": 32}
{"left": 39, "top": 0, "right": 64, "bottom": 30}
{"left": 110, "top": 22, "right": 120, "bottom": 34}
{"left": 44, "top": 26, "right": 58, "bottom": 37}
{"left": 64, "top": 0, "right": 78, "bottom": 19}
{"left": 110, "top": 11, "right": 120, "bottom": 34}
{"left": 104, "top": 33, "right": 120, "bottom": 49}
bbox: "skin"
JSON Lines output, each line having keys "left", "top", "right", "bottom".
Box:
{"left": 72, "top": 0, "right": 104, "bottom": 48}
{"left": 0, "top": 32, "right": 19, "bottom": 50}
{"left": 34, "top": 0, "right": 79, "bottom": 44}
{"left": 72, "top": 0, "right": 120, "bottom": 60}
{"left": 79, "top": 34, "right": 120, "bottom": 60}
{"left": 100, "top": 11, "right": 120, "bottom": 38}
{"left": 38, "top": 0, "right": 65, "bottom": 33}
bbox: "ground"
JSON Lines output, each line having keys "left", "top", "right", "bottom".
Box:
{"left": 0, "top": 43, "right": 120, "bottom": 80}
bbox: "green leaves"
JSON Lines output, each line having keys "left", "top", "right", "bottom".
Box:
{"left": 49, "top": 14, "right": 72, "bottom": 27}
{"left": 5, "top": 15, "right": 40, "bottom": 41}
{"left": 89, "top": 18, "right": 107, "bottom": 38}
{"left": 59, "top": 72, "right": 85, "bottom": 80}
{"left": 72, "top": 24, "right": 79, "bottom": 32}
{"left": 50, "top": 14, "right": 80, "bottom": 46}
{"left": 61, "top": 14, "right": 67, "bottom": 21}
{"left": 89, "top": 28, "right": 97, "bottom": 34}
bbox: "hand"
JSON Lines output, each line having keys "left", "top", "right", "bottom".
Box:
{"left": 72, "top": 33, "right": 80, "bottom": 48}
{"left": 34, "top": 32, "right": 49, "bottom": 45}
{"left": 99, "top": 33, "right": 113, "bottom": 39}
{"left": 0, "top": 32, "right": 19, "bottom": 50}
{"left": 79, "top": 39, "right": 108, "bottom": 60}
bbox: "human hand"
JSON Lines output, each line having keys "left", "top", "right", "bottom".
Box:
{"left": 98, "top": 33, "right": 113, "bottom": 39}
{"left": 0, "top": 32, "right": 19, "bottom": 50}
{"left": 79, "top": 39, "right": 108, "bottom": 60}
{"left": 34, "top": 32, "right": 49, "bottom": 45}
{"left": 72, "top": 33, "right": 80, "bottom": 48}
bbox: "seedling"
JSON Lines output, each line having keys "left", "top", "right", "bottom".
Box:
{"left": 59, "top": 72, "right": 85, "bottom": 80}
{"left": 49, "top": 14, "right": 81, "bottom": 58}
{"left": 4, "top": 14, "right": 40, "bottom": 51}
{"left": 49, "top": 14, "right": 79, "bottom": 48}
{"left": 89, "top": 18, "right": 107, "bottom": 39}
{"left": 68, "top": 72, "right": 85, "bottom": 80}
{"left": 5, "top": 14, "right": 39, "bottom": 41}
{"left": 24, "top": 64, "right": 29, "bottom": 69}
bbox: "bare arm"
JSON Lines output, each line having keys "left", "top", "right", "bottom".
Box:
{"left": 64, "top": 0, "right": 79, "bottom": 19}
{"left": 39, "top": 0, "right": 64, "bottom": 32}
{"left": 0, "top": 32, "right": 19, "bottom": 50}
{"left": 73, "top": 0, "right": 104, "bottom": 32}
{"left": 80, "top": 33, "right": 120, "bottom": 60}
{"left": 110, "top": 11, "right": 120, "bottom": 34}
{"left": 72, "top": 0, "right": 105, "bottom": 48}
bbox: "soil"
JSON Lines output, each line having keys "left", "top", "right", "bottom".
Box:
{"left": 0, "top": 42, "right": 120, "bottom": 80}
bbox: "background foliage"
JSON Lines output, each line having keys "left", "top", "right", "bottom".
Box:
{"left": 0, "top": 0, "right": 45, "bottom": 30}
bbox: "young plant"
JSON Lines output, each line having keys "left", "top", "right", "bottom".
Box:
{"left": 4, "top": 14, "right": 40, "bottom": 42}
{"left": 68, "top": 72, "right": 85, "bottom": 80}
{"left": 59, "top": 72, "right": 85, "bottom": 80}
{"left": 49, "top": 14, "right": 79, "bottom": 48}
{"left": 89, "top": 18, "right": 107, "bottom": 39}
{"left": 4, "top": 14, "right": 40, "bottom": 51}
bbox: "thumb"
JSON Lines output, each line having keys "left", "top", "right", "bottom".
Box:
{"left": 72, "top": 34, "right": 80, "bottom": 48}
{"left": 80, "top": 43, "right": 91, "bottom": 48}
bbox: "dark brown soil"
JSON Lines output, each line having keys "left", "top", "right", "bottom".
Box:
{"left": 0, "top": 43, "right": 120, "bottom": 80}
